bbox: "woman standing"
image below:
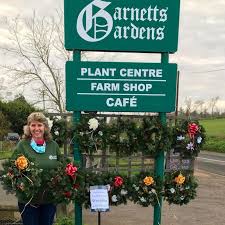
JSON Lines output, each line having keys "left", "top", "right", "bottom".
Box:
{"left": 12, "top": 112, "right": 61, "bottom": 225}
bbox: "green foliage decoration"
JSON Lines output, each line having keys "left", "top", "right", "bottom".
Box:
{"left": 51, "top": 118, "right": 74, "bottom": 148}
{"left": 127, "top": 171, "right": 162, "bottom": 207}
{"left": 0, "top": 154, "right": 42, "bottom": 202}
{"left": 163, "top": 171, "right": 198, "bottom": 205}
{"left": 137, "top": 117, "right": 172, "bottom": 156}
{"left": 73, "top": 116, "right": 172, "bottom": 157}
{"left": 74, "top": 171, "right": 129, "bottom": 208}
{"left": 172, "top": 120, "right": 206, "bottom": 158}
{"left": 73, "top": 116, "right": 108, "bottom": 155}
{"left": 43, "top": 157, "right": 81, "bottom": 204}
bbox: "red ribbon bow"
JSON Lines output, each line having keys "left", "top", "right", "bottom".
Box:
{"left": 65, "top": 163, "right": 77, "bottom": 177}
{"left": 188, "top": 123, "right": 199, "bottom": 139}
{"left": 114, "top": 176, "right": 123, "bottom": 187}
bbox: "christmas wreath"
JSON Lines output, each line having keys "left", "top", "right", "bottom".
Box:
{"left": 74, "top": 116, "right": 172, "bottom": 157}
{"left": 74, "top": 171, "right": 129, "bottom": 208}
{"left": 0, "top": 154, "right": 43, "bottom": 202}
{"left": 163, "top": 171, "right": 198, "bottom": 205}
{"left": 172, "top": 120, "right": 206, "bottom": 158}
{"left": 74, "top": 117, "right": 107, "bottom": 155}
{"left": 106, "top": 118, "right": 140, "bottom": 155}
{"left": 137, "top": 118, "right": 172, "bottom": 156}
{"left": 0, "top": 154, "right": 82, "bottom": 205}
{"left": 43, "top": 157, "right": 81, "bottom": 204}
{"left": 127, "top": 171, "right": 162, "bottom": 207}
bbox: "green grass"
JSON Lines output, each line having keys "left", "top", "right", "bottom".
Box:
{"left": 0, "top": 151, "right": 13, "bottom": 159}
{"left": 55, "top": 217, "right": 88, "bottom": 225}
{"left": 200, "top": 118, "right": 225, "bottom": 153}
{"left": 200, "top": 118, "right": 225, "bottom": 137}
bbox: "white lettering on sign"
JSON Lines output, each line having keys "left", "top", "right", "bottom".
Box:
{"left": 77, "top": 0, "right": 113, "bottom": 42}
{"left": 120, "top": 68, "right": 162, "bottom": 77}
{"left": 81, "top": 67, "right": 116, "bottom": 77}
{"left": 91, "top": 83, "right": 120, "bottom": 91}
{"left": 106, "top": 96, "right": 137, "bottom": 107}
{"left": 123, "top": 83, "right": 152, "bottom": 92}
{"left": 114, "top": 24, "right": 165, "bottom": 41}
{"left": 76, "top": 2, "right": 169, "bottom": 42}
{"left": 113, "top": 6, "right": 168, "bottom": 22}
{"left": 112, "top": 6, "right": 168, "bottom": 40}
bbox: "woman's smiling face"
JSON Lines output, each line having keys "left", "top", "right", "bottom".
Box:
{"left": 29, "top": 121, "right": 45, "bottom": 140}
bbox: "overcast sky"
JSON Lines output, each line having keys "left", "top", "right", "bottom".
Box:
{"left": 0, "top": 0, "right": 225, "bottom": 112}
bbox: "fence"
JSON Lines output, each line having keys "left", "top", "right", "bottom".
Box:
{"left": 82, "top": 152, "right": 155, "bottom": 176}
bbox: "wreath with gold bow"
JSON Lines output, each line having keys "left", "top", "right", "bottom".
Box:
{"left": 163, "top": 171, "right": 198, "bottom": 205}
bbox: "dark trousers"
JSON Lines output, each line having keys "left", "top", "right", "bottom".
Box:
{"left": 18, "top": 202, "right": 56, "bottom": 225}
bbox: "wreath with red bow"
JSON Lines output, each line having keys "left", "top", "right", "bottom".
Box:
{"left": 171, "top": 120, "right": 206, "bottom": 158}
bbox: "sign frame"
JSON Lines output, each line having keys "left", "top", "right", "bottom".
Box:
{"left": 64, "top": 0, "right": 180, "bottom": 53}
{"left": 66, "top": 61, "right": 177, "bottom": 112}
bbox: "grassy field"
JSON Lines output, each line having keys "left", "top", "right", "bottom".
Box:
{"left": 200, "top": 118, "right": 225, "bottom": 153}
{"left": 200, "top": 118, "right": 225, "bottom": 137}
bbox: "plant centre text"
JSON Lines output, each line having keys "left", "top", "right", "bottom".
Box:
{"left": 77, "top": 67, "right": 166, "bottom": 108}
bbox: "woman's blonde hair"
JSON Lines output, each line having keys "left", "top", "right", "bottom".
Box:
{"left": 23, "top": 112, "right": 52, "bottom": 141}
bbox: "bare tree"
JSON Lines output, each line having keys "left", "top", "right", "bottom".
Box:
{"left": 0, "top": 11, "right": 70, "bottom": 115}
{"left": 194, "top": 100, "right": 205, "bottom": 114}
{"left": 208, "top": 96, "right": 220, "bottom": 116}
{"left": 184, "top": 97, "right": 194, "bottom": 116}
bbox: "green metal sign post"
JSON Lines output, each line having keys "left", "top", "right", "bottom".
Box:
{"left": 73, "top": 51, "right": 83, "bottom": 225}
{"left": 66, "top": 62, "right": 177, "bottom": 112}
{"left": 65, "top": 0, "right": 180, "bottom": 53}
{"left": 153, "top": 53, "right": 168, "bottom": 225}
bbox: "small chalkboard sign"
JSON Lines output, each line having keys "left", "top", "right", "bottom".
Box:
{"left": 165, "top": 149, "right": 194, "bottom": 171}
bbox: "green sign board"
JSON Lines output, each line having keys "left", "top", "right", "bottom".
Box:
{"left": 66, "top": 61, "right": 177, "bottom": 112}
{"left": 64, "top": 0, "right": 180, "bottom": 53}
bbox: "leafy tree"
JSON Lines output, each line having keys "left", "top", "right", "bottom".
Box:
{"left": 0, "top": 111, "right": 11, "bottom": 140}
{"left": 0, "top": 95, "right": 38, "bottom": 135}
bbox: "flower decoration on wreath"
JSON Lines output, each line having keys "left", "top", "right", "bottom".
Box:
{"left": 73, "top": 116, "right": 107, "bottom": 155}
{"left": 0, "top": 154, "right": 43, "bottom": 202}
{"left": 74, "top": 171, "right": 129, "bottom": 208}
{"left": 43, "top": 157, "right": 81, "bottom": 204}
{"left": 172, "top": 120, "right": 206, "bottom": 158}
{"left": 163, "top": 171, "right": 198, "bottom": 205}
{"left": 127, "top": 171, "right": 162, "bottom": 207}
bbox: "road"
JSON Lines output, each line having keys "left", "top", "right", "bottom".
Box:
{"left": 196, "top": 151, "right": 225, "bottom": 176}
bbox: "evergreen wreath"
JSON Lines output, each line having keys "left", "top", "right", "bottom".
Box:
{"left": 106, "top": 118, "right": 140, "bottom": 155}
{"left": 74, "top": 116, "right": 172, "bottom": 157}
{"left": 74, "top": 116, "right": 107, "bottom": 155}
{"left": 172, "top": 120, "right": 206, "bottom": 158}
{"left": 43, "top": 157, "right": 81, "bottom": 204}
{"left": 127, "top": 171, "right": 162, "bottom": 207}
{"left": 0, "top": 154, "right": 82, "bottom": 205}
{"left": 137, "top": 117, "right": 172, "bottom": 156}
{"left": 0, "top": 154, "right": 43, "bottom": 202}
{"left": 74, "top": 171, "right": 129, "bottom": 208}
{"left": 163, "top": 171, "right": 198, "bottom": 205}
